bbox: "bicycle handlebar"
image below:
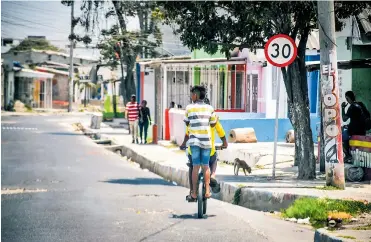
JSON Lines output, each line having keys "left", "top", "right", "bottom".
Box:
{"left": 179, "top": 145, "right": 226, "bottom": 151}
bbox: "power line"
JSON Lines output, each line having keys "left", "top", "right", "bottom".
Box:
{"left": 1, "top": 14, "right": 68, "bottom": 34}
{"left": 4, "top": 1, "right": 68, "bottom": 18}
{"left": 1, "top": 7, "right": 61, "bottom": 22}
{"left": 1, "top": 36, "right": 188, "bottom": 48}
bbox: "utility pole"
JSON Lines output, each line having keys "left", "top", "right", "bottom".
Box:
{"left": 68, "top": 0, "right": 75, "bottom": 112}
{"left": 318, "top": 0, "right": 345, "bottom": 189}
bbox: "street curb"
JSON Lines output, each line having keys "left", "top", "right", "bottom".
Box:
{"left": 81, "top": 126, "right": 317, "bottom": 213}
{"left": 314, "top": 229, "right": 345, "bottom": 242}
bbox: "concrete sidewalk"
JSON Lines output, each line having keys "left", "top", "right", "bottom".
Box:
{"left": 80, "top": 121, "right": 371, "bottom": 212}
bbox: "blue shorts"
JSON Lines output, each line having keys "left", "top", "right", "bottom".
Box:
{"left": 188, "top": 153, "right": 217, "bottom": 167}
{"left": 190, "top": 146, "right": 211, "bottom": 166}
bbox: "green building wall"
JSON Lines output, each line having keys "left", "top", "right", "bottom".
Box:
{"left": 352, "top": 45, "right": 371, "bottom": 112}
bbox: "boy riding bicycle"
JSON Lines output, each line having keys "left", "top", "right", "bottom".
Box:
{"left": 181, "top": 120, "right": 228, "bottom": 201}
{"left": 183, "top": 85, "right": 216, "bottom": 200}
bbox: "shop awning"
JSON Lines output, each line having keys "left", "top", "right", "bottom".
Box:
{"left": 306, "top": 58, "right": 371, "bottom": 72}
{"left": 15, "top": 68, "right": 55, "bottom": 79}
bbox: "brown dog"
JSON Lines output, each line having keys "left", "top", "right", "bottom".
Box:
{"left": 234, "top": 158, "right": 252, "bottom": 176}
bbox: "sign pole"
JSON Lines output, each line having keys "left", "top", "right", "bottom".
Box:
{"left": 264, "top": 33, "right": 297, "bottom": 180}
{"left": 272, "top": 67, "right": 281, "bottom": 179}
{"left": 318, "top": 0, "right": 345, "bottom": 189}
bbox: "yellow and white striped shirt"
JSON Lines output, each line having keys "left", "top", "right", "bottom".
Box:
{"left": 184, "top": 101, "right": 217, "bottom": 149}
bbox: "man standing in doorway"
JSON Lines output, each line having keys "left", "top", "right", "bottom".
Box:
{"left": 342, "top": 90, "right": 370, "bottom": 161}
{"left": 126, "top": 94, "right": 140, "bottom": 144}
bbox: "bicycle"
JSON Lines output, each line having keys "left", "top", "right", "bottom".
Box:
{"left": 180, "top": 144, "right": 226, "bottom": 218}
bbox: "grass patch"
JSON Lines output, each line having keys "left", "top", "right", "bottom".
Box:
{"left": 315, "top": 185, "right": 342, "bottom": 191}
{"left": 338, "top": 235, "right": 356, "bottom": 239}
{"left": 255, "top": 164, "right": 265, "bottom": 169}
{"left": 281, "top": 197, "right": 371, "bottom": 228}
{"left": 353, "top": 224, "right": 371, "bottom": 230}
{"left": 233, "top": 187, "right": 242, "bottom": 205}
{"left": 24, "top": 104, "right": 33, "bottom": 112}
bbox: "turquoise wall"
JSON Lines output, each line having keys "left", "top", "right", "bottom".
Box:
{"left": 215, "top": 115, "right": 320, "bottom": 143}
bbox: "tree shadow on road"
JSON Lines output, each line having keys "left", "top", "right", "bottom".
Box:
{"left": 169, "top": 213, "right": 216, "bottom": 219}
{"left": 101, "top": 178, "right": 176, "bottom": 186}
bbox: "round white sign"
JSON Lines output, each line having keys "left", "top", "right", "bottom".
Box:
{"left": 264, "top": 34, "right": 297, "bottom": 67}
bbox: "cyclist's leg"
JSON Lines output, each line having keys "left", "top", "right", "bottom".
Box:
{"left": 190, "top": 146, "right": 201, "bottom": 198}
{"left": 188, "top": 154, "right": 193, "bottom": 193}
{"left": 200, "top": 148, "right": 211, "bottom": 197}
{"left": 209, "top": 153, "right": 217, "bottom": 178}
{"left": 209, "top": 153, "right": 218, "bottom": 188}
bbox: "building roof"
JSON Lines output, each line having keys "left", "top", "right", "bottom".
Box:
{"left": 6, "top": 49, "right": 99, "bottom": 62}
{"left": 137, "top": 55, "right": 191, "bottom": 64}
{"left": 34, "top": 66, "right": 69, "bottom": 76}
{"left": 41, "top": 61, "right": 82, "bottom": 67}
{"left": 140, "top": 57, "right": 249, "bottom": 67}
{"left": 306, "top": 58, "right": 371, "bottom": 72}
{"left": 31, "top": 49, "right": 99, "bottom": 62}
{"left": 14, "top": 68, "right": 55, "bottom": 79}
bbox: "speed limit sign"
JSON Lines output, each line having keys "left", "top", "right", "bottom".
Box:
{"left": 264, "top": 34, "right": 297, "bottom": 67}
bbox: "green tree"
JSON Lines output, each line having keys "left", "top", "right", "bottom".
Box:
{"left": 10, "top": 38, "right": 60, "bottom": 52}
{"left": 74, "top": 1, "right": 162, "bottom": 103}
{"left": 159, "top": 1, "right": 367, "bottom": 179}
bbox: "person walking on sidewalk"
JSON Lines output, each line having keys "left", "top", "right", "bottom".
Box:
{"left": 183, "top": 85, "right": 217, "bottom": 200}
{"left": 139, "top": 100, "right": 151, "bottom": 144}
{"left": 126, "top": 94, "right": 140, "bottom": 144}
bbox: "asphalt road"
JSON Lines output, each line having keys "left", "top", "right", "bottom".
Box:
{"left": 1, "top": 113, "right": 314, "bottom": 242}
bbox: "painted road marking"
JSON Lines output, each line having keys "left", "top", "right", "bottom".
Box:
{"left": 1, "top": 126, "right": 38, "bottom": 130}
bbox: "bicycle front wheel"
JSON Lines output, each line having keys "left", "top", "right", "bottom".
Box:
{"left": 202, "top": 183, "right": 207, "bottom": 215}
{"left": 197, "top": 181, "right": 203, "bottom": 218}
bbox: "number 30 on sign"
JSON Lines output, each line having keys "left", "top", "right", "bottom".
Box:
{"left": 264, "top": 34, "right": 298, "bottom": 67}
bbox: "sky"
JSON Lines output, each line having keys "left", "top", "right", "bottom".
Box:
{"left": 1, "top": 1, "right": 190, "bottom": 59}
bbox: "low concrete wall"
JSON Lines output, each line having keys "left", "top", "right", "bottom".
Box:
{"left": 169, "top": 109, "right": 320, "bottom": 144}
{"left": 219, "top": 115, "right": 320, "bottom": 143}
{"left": 169, "top": 109, "right": 186, "bottom": 146}
{"left": 314, "top": 229, "right": 344, "bottom": 242}
{"left": 217, "top": 112, "right": 266, "bottom": 119}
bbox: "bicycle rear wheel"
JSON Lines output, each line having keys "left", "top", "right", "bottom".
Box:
{"left": 197, "top": 181, "right": 203, "bottom": 218}
{"left": 202, "top": 183, "right": 207, "bottom": 215}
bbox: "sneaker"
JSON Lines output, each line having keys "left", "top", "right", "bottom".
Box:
{"left": 211, "top": 183, "right": 221, "bottom": 194}
{"left": 132, "top": 140, "right": 135, "bottom": 144}
{"left": 210, "top": 177, "right": 218, "bottom": 188}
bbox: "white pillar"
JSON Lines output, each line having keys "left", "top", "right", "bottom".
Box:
{"left": 174, "top": 67, "right": 177, "bottom": 105}
{"left": 163, "top": 65, "right": 168, "bottom": 139}
{"left": 50, "top": 79, "right": 53, "bottom": 108}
